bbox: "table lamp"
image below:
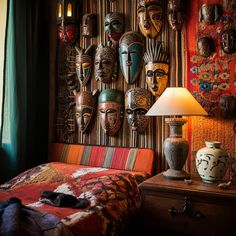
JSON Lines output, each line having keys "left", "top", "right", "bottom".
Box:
{"left": 146, "top": 87, "right": 208, "bottom": 180}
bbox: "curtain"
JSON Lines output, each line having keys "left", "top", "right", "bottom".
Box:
{"left": 0, "top": 0, "right": 50, "bottom": 183}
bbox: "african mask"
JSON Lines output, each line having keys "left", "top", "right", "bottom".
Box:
{"left": 105, "top": 12, "right": 124, "bottom": 42}
{"left": 58, "top": 24, "right": 78, "bottom": 45}
{"left": 98, "top": 89, "right": 123, "bottom": 136}
{"left": 220, "top": 29, "right": 236, "bottom": 54}
{"left": 197, "top": 37, "right": 215, "bottom": 58}
{"left": 119, "top": 31, "right": 145, "bottom": 84}
{"left": 125, "top": 88, "right": 151, "bottom": 133}
{"left": 137, "top": 0, "right": 163, "bottom": 38}
{"left": 56, "top": 0, "right": 79, "bottom": 45}
{"left": 219, "top": 95, "right": 236, "bottom": 119}
{"left": 95, "top": 45, "right": 116, "bottom": 84}
{"left": 75, "top": 90, "right": 98, "bottom": 133}
{"left": 199, "top": 4, "right": 221, "bottom": 25}
{"left": 82, "top": 14, "right": 97, "bottom": 38}
{"left": 167, "top": 0, "right": 185, "bottom": 31}
{"left": 143, "top": 39, "right": 169, "bottom": 97}
{"left": 75, "top": 44, "right": 95, "bottom": 86}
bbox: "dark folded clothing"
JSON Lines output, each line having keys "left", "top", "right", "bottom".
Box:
{"left": 40, "top": 191, "right": 90, "bottom": 209}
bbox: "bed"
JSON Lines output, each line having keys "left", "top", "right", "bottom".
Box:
{"left": 0, "top": 143, "right": 154, "bottom": 236}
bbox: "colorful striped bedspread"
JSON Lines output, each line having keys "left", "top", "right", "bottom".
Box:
{"left": 0, "top": 144, "right": 154, "bottom": 235}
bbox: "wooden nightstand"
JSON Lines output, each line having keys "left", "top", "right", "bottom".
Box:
{"left": 139, "top": 173, "right": 236, "bottom": 236}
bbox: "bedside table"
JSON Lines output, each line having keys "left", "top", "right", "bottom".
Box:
{"left": 139, "top": 173, "right": 236, "bottom": 236}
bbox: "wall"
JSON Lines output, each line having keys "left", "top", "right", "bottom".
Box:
{"left": 49, "top": 0, "right": 236, "bottom": 174}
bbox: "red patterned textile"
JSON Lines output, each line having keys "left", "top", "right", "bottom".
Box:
{"left": 186, "top": 0, "right": 236, "bottom": 116}
{"left": 0, "top": 162, "right": 148, "bottom": 235}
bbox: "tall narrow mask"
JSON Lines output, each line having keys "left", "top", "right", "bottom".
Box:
{"left": 95, "top": 45, "right": 116, "bottom": 84}
{"left": 167, "top": 0, "right": 185, "bottom": 31}
{"left": 125, "top": 88, "right": 151, "bottom": 133}
{"left": 144, "top": 39, "right": 169, "bottom": 97}
{"left": 75, "top": 44, "right": 95, "bottom": 86}
{"left": 98, "top": 89, "right": 123, "bottom": 136}
{"left": 75, "top": 90, "right": 98, "bottom": 133}
{"left": 82, "top": 13, "right": 97, "bottom": 38}
{"left": 137, "top": 0, "right": 163, "bottom": 38}
{"left": 119, "top": 31, "right": 145, "bottom": 84}
{"left": 220, "top": 29, "right": 236, "bottom": 54}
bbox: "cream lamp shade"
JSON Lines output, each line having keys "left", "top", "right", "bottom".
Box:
{"left": 146, "top": 87, "right": 208, "bottom": 180}
{"left": 146, "top": 87, "right": 208, "bottom": 116}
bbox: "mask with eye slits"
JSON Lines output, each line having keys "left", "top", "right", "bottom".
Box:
{"left": 75, "top": 90, "right": 98, "bottom": 134}
{"left": 95, "top": 45, "right": 116, "bottom": 84}
{"left": 119, "top": 31, "right": 145, "bottom": 84}
{"left": 125, "top": 88, "right": 151, "bottom": 133}
{"left": 105, "top": 12, "right": 124, "bottom": 42}
{"left": 137, "top": 0, "right": 163, "bottom": 38}
{"left": 98, "top": 89, "right": 123, "bottom": 136}
{"left": 143, "top": 39, "right": 169, "bottom": 97}
{"left": 75, "top": 44, "right": 95, "bottom": 86}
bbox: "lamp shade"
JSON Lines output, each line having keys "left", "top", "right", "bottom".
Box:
{"left": 146, "top": 87, "right": 208, "bottom": 116}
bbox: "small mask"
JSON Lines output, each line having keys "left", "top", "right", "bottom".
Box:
{"left": 98, "top": 89, "right": 123, "bottom": 136}
{"left": 119, "top": 31, "right": 145, "bottom": 84}
{"left": 75, "top": 44, "right": 95, "bottom": 86}
{"left": 58, "top": 24, "right": 78, "bottom": 45}
{"left": 125, "top": 88, "right": 151, "bottom": 133}
{"left": 199, "top": 4, "right": 221, "bottom": 25}
{"left": 75, "top": 90, "right": 98, "bottom": 133}
{"left": 143, "top": 39, "right": 169, "bottom": 97}
{"left": 220, "top": 29, "right": 236, "bottom": 54}
{"left": 105, "top": 12, "right": 124, "bottom": 42}
{"left": 137, "top": 0, "right": 163, "bottom": 38}
{"left": 167, "top": 0, "right": 185, "bottom": 31}
{"left": 197, "top": 37, "right": 215, "bottom": 58}
{"left": 219, "top": 95, "right": 236, "bottom": 119}
{"left": 82, "top": 14, "right": 97, "bottom": 38}
{"left": 95, "top": 45, "right": 116, "bottom": 84}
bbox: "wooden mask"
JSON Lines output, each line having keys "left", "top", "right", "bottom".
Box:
{"left": 82, "top": 14, "right": 97, "bottom": 38}
{"left": 98, "top": 89, "right": 123, "bottom": 136}
{"left": 199, "top": 3, "right": 221, "bottom": 25}
{"left": 119, "top": 31, "right": 145, "bottom": 84}
{"left": 144, "top": 39, "right": 169, "bottom": 97}
{"left": 75, "top": 90, "right": 98, "bottom": 133}
{"left": 105, "top": 12, "right": 124, "bottom": 42}
{"left": 197, "top": 37, "right": 215, "bottom": 58}
{"left": 95, "top": 45, "right": 116, "bottom": 84}
{"left": 220, "top": 29, "right": 236, "bottom": 54}
{"left": 75, "top": 44, "right": 95, "bottom": 86}
{"left": 125, "top": 88, "right": 151, "bottom": 133}
{"left": 219, "top": 95, "right": 236, "bottom": 119}
{"left": 167, "top": 0, "right": 185, "bottom": 31}
{"left": 137, "top": 0, "right": 163, "bottom": 38}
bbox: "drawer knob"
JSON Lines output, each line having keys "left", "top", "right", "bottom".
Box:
{"left": 169, "top": 196, "right": 204, "bottom": 219}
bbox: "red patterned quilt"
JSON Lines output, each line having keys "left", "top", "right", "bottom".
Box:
{"left": 0, "top": 162, "right": 149, "bottom": 235}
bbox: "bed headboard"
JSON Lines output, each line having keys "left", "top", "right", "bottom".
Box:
{"left": 48, "top": 143, "right": 155, "bottom": 175}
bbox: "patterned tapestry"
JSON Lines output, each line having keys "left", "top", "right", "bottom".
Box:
{"left": 186, "top": 0, "right": 236, "bottom": 173}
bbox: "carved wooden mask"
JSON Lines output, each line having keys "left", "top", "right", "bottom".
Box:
{"left": 137, "top": 0, "right": 163, "bottom": 38}
{"left": 219, "top": 95, "right": 236, "bottom": 119}
{"left": 125, "top": 88, "right": 151, "bottom": 133}
{"left": 197, "top": 37, "right": 215, "bottom": 58}
{"left": 82, "top": 14, "right": 97, "bottom": 38}
{"left": 167, "top": 0, "right": 185, "bottom": 31}
{"left": 95, "top": 45, "right": 116, "bottom": 84}
{"left": 143, "top": 40, "right": 169, "bottom": 97}
{"left": 220, "top": 29, "right": 236, "bottom": 54}
{"left": 98, "top": 89, "right": 123, "bottom": 136}
{"left": 75, "top": 44, "right": 95, "bottom": 86}
{"left": 105, "top": 12, "right": 124, "bottom": 42}
{"left": 119, "top": 31, "right": 145, "bottom": 84}
{"left": 75, "top": 90, "right": 98, "bottom": 133}
{"left": 199, "top": 3, "right": 221, "bottom": 25}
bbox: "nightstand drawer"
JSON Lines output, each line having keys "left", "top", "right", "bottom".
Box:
{"left": 141, "top": 191, "right": 234, "bottom": 236}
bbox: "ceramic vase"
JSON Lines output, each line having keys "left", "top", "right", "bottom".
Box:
{"left": 196, "top": 141, "right": 229, "bottom": 183}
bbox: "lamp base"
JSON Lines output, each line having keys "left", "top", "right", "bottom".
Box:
{"left": 163, "top": 169, "right": 190, "bottom": 180}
